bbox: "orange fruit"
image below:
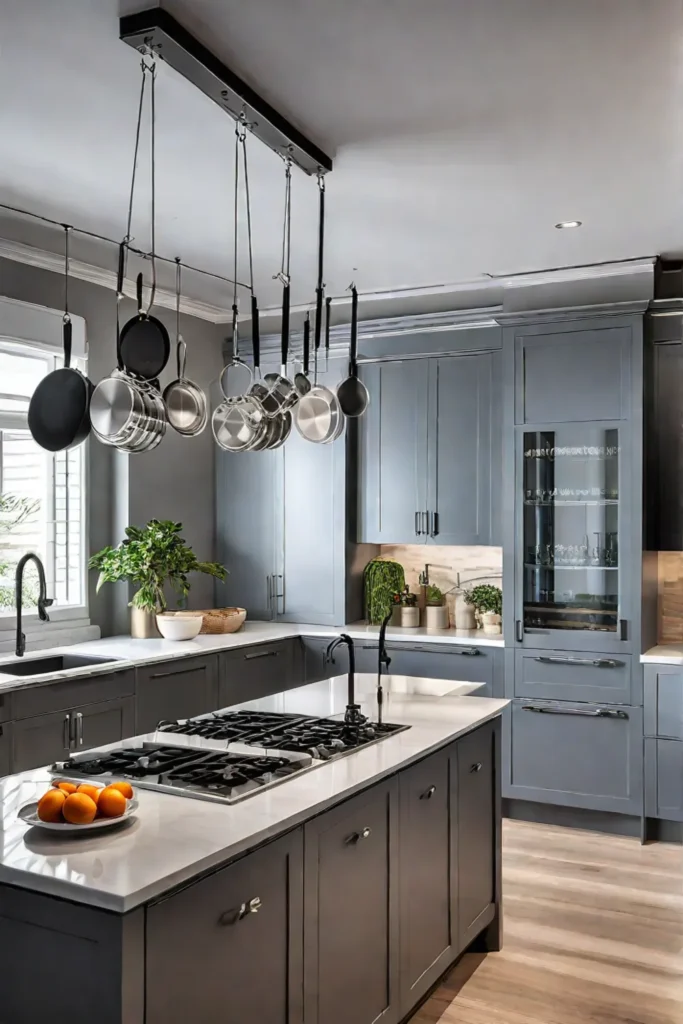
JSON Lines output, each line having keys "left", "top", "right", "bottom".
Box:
{"left": 97, "top": 786, "right": 127, "bottom": 819}
{"left": 62, "top": 792, "right": 97, "bottom": 825}
{"left": 56, "top": 781, "right": 78, "bottom": 795}
{"left": 108, "top": 781, "right": 134, "bottom": 800}
{"left": 37, "top": 789, "right": 66, "bottom": 823}
{"left": 77, "top": 784, "right": 102, "bottom": 805}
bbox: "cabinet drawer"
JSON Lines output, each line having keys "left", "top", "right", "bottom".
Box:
{"left": 10, "top": 668, "right": 135, "bottom": 721}
{"left": 219, "top": 640, "right": 299, "bottom": 707}
{"left": 136, "top": 656, "right": 218, "bottom": 733}
{"left": 514, "top": 649, "right": 633, "bottom": 705}
{"left": 0, "top": 691, "right": 10, "bottom": 724}
{"left": 645, "top": 738, "right": 683, "bottom": 821}
{"left": 644, "top": 665, "right": 683, "bottom": 739}
{"left": 505, "top": 699, "right": 643, "bottom": 814}
{"left": 385, "top": 643, "right": 495, "bottom": 691}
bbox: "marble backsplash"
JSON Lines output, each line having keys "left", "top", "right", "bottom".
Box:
{"left": 378, "top": 544, "right": 503, "bottom": 625}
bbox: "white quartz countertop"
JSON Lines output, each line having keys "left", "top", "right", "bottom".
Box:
{"left": 641, "top": 645, "right": 683, "bottom": 666}
{"left": 0, "top": 675, "right": 507, "bottom": 912}
{"left": 0, "top": 620, "right": 503, "bottom": 692}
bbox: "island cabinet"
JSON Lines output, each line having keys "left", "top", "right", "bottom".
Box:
{"left": 644, "top": 665, "right": 683, "bottom": 821}
{"left": 303, "top": 778, "right": 400, "bottom": 1024}
{"left": 146, "top": 829, "right": 304, "bottom": 1024}
{"left": 135, "top": 655, "right": 219, "bottom": 734}
{"left": 357, "top": 349, "right": 501, "bottom": 547}
{"left": 0, "top": 722, "right": 10, "bottom": 776}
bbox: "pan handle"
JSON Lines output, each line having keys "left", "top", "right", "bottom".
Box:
{"left": 136, "top": 273, "right": 144, "bottom": 317}
{"left": 325, "top": 296, "right": 332, "bottom": 356}
{"left": 177, "top": 338, "right": 187, "bottom": 379}
{"left": 303, "top": 312, "right": 310, "bottom": 376}
{"left": 350, "top": 285, "right": 359, "bottom": 377}
{"left": 62, "top": 317, "right": 72, "bottom": 370}
{"left": 251, "top": 294, "right": 260, "bottom": 376}
{"left": 281, "top": 284, "right": 290, "bottom": 372}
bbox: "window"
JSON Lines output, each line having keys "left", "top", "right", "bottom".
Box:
{"left": 0, "top": 340, "right": 86, "bottom": 616}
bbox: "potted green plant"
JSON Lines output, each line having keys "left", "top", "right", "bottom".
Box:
{"left": 463, "top": 584, "right": 502, "bottom": 634}
{"left": 425, "top": 584, "right": 449, "bottom": 629}
{"left": 89, "top": 520, "right": 227, "bottom": 638}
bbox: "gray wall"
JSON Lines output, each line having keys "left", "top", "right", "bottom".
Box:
{"left": 0, "top": 257, "right": 225, "bottom": 636}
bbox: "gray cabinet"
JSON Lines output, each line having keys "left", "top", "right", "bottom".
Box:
{"left": 358, "top": 359, "right": 429, "bottom": 544}
{"left": 0, "top": 723, "right": 9, "bottom": 777}
{"left": 146, "top": 829, "right": 303, "bottom": 1024}
{"left": 644, "top": 665, "right": 683, "bottom": 738}
{"left": 304, "top": 778, "right": 399, "bottom": 1024}
{"left": 136, "top": 655, "right": 219, "bottom": 733}
{"left": 512, "top": 649, "right": 634, "bottom": 705}
{"left": 457, "top": 722, "right": 496, "bottom": 950}
{"left": 216, "top": 445, "right": 279, "bottom": 620}
{"left": 504, "top": 698, "right": 643, "bottom": 814}
{"left": 219, "top": 639, "right": 300, "bottom": 707}
{"left": 645, "top": 738, "right": 683, "bottom": 821}
{"left": 398, "top": 745, "right": 453, "bottom": 1016}
{"left": 358, "top": 352, "right": 501, "bottom": 546}
{"left": 12, "top": 696, "right": 135, "bottom": 773}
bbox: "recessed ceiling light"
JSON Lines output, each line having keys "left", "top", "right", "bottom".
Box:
{"left": 555, "top": 220, "right": 582, "bottom": 229}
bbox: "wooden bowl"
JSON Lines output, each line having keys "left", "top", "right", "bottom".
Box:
{"left": 170, "top": 607, "right": 247, "bottom": 635}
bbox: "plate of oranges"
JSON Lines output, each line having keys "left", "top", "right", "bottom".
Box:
{"left": 18, "top": 779, "right": 138, "bottom": 832}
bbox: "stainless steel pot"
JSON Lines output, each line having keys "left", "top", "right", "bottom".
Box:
{"left": 90, "top": 371, "right": 166, "bottom": 452}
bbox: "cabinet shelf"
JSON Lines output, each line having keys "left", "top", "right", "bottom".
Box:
{"left": 524, "top": 563, "right": 619, "bottom": 570}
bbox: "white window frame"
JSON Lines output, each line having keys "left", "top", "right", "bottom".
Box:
{"left": 0, "top": 295, "right": 95, "bottom": 650}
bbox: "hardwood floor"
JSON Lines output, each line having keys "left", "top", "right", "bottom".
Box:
{"left": 412, "top": 818, "right": 683, "bottom": 1024}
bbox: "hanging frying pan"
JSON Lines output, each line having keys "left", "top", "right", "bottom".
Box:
{"left": 28, "top": 226, "right": 93, "bottom": 452}
{"left": 337, "top": 284, "right": 369, "bottom": 418}
{"left": 119, "top": 272, "right": 170, "bottom": 380}
{"left": 294, "top": 312, "right": 312, "bottom": 397}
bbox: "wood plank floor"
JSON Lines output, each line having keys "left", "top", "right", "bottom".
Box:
{"left": 412, "top": 818, "right": 683, "bottom": 1024}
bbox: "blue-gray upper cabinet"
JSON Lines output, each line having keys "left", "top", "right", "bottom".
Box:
{"left": 215, "top": 445, "right": 279, "bottom": 621}
{"left": 358, "top": 351, "right": 501, "bottom": 545}
{"left": 358, "top": 359, "right": 429, "bottom": 544}
{"left": 512, "top": 319, "right": 634, "bottom": 424}
{"left": 427, "top": 352, "right": 501, "bottom": 545}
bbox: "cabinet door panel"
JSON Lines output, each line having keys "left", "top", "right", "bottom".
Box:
{"left": 146, "top": 829, "right": 303, "bottom": 1024}
{"left": 304, "top": 779, "right": 399, "bottom": 1024}
{"left": 136, "top": 656, "right": 218, "bottom": 733}
{"left": 0, "top": 724, "right": 9, "bottom": 777}
{"left": 457, "top": 722, "right": 495, "bottom": 950}
{"left": 358, "top": 360, "right": 429, "bottom": 544}
{"left": 384, "top": 643, "right": 495, "bottom": 691}
{"left": 215, "top": 447, "right": 279, "bottom": 620}
{"left": 514, "top": 649, "right": 633, "bottom": 705}
{"left": 428, "top": 352, "right": 499, "bottom": 545}
{"left": 219, "top": 640, "right": 298, "bottom": 707}
{"left": 12, "top": 709, "right": 72, "bottom": 772}
{"left": 505, "top": 699, "right": 642, "bottom": 814}
{"left": 71, "top": 697, "right": 135, "bottom": 754}
{"left": 645, "top": 738, "right": 683, "bottom": 821}
{"left": 515, "top": 325, "right": 632, "bottom": 424}
{"left": 644, "top": 665, "right": 683, "bottom": 739}
{"left": 398, "top": 748, "right": 453, "bottom": 1015}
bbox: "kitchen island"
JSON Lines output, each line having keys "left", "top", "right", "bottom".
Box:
{"left": 0, "top": 674, "right": 507, "bottom": 1024}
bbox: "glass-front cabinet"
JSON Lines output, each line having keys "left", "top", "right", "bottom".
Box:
{"left": 516, "top": 424, "right": 631, "bottom": 653}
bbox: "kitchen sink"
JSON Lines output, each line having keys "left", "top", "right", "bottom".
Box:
{"left": 0, "top": 655, "right": 123, "bottom": 677}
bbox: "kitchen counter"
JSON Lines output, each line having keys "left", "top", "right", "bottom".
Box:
{"left": 641, "top": 644, "right": 683, "bottom": 665}
{"left": 0, "top": 620, "right": 503, "bottom": 691}
{"left": 0, "top": 674, "right": 507, "bottom": 912}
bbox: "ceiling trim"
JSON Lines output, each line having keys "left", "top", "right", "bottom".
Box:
{"left": 0, "top": 237, "right": 228, "bottom": 323}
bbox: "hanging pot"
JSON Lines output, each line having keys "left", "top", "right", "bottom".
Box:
{"left": 163, "top": 261, "right": 207, "bottom": 436}
{"left": 28, "top": 226, "right": 93, "bottom": 452}
{"left": 295, "top": 294, "right": 343, "bottom": 443}
{"left": 119, "top": 273, "right": 170, "bottom": 381}
{"left": 337, "top": 284, "right": 369, "bottom": 418}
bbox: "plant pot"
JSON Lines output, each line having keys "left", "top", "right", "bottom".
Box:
{"left": 425, "top": 604, "right": 449, "bottom": 629}
{"left": 130, "top": 606, "right": 160, "bottom": 639}
{"left": 400, "top": 606, "right": 420, "bottom": 628}
{"left": 455, "top": 598, "right": 477, "bottom": 630}
{"left": 481, "top": 611, "right": 502, "bottom": 635}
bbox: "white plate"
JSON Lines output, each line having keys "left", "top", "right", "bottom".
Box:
{"left": 18, "top": 796, "right": 138, "bottom": 833}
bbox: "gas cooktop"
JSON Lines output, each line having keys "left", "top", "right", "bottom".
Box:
{"left": 55, "top": 742, "right": 312, "bottom": 805}
{"left": 157, "top": 709, "right": 408, "bottom": 760}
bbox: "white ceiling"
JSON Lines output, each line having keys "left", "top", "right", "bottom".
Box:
{"left": 1, "top": 0, "right": 682, "bottom": 315}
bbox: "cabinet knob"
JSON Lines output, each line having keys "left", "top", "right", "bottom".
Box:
{"left": 346, "top": 827, "right": 372, "bottom": 844}
{"left": 360, "top": 827, "right": 372, "bottom": 839}
{"left": 420, "top": 785, "right": 436, "bottom": 800}
{"left": 469, "top": 762, "right": 483, "bottom": 773}
{"left": 219, "top": 896, "right": 262, "bottom": 927}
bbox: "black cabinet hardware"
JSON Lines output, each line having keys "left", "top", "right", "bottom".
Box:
{"left": 515, "top": 620, "right": 523, "bottom": 642}
{"left": 419, "top": 785, "right": 436, "bottom": 799}
{"left": 244, "top": 650, "right": 279, "bottom": 661}
{"left": 534, "top": 656, "right": 619, "bottom": 668}
{"left": 345, "top": 826, "right": 372, "bottom": 844}
{"left": 522, "top": 705, "right": 628, "bottom": 719}
{"left": 150, "top": 666, "right": 203, "bottom": 681}
{"left": 469, "top": 762, "right": 483, "bottom": 773}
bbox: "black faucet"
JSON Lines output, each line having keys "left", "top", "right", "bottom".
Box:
{"left": 324, "top": 634, "right": 367, "bottom": 728}
{"left": 376, "top": 611, "right": 393, "bottom": 726}
{"left": 15, "top": 553, "right": 53, "bottom": 657}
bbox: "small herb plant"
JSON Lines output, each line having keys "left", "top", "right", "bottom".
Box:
{"left": 426, "top": 584, "right": 444, "bottom": 606}
{"left": 89, "top": 519, "right": 227, "bottom": 613}
{"left": 463, "top": 584, "right": 502, "bottom": 617}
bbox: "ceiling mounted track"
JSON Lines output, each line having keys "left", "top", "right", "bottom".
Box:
{"left": 119, "top": 8, "right": 333, "bottom": 175}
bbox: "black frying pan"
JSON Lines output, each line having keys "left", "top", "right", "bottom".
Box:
{"left": 337, "top": 285, "right": 369, "bottom": 418}
{"left": 119, "top": 272, "right": 170, "bottom": 380}
{"left": 28, "top": 227, "right": 93, "bottom": 452}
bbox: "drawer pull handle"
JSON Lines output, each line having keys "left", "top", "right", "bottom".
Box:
{"left": 150, "top": 666, "right": 201, "bottom": 680}
{"left": 64, "top": 713, "right": 71, "bottom": 751}
{"left": 534, "top": 656, "right": 619, "bottom": 668}
{"left": 76, "top": 712, "right": 84, "bottom": 746}
{"left": 522, "top": 705, "right": 629, "bottom": 720}
{"left": 346, "top": 826, "right": 372, "bottom": 844}
{"left": 452, "top": 647, "right": 480, "bottom": 657}
{"left": 415, "top": 511, "right": 422, "bottom": 536}
{"left": 244, "top": 650, "right": 279, "bottom": 661}
{"left": 469, "top": 762, "right": 483, "bottom": 773}
{"left": 218, "top": 896, "right": 262, "bottom": 926}
{"left": 420, "top": 785, "right": 436, "bottom": 799}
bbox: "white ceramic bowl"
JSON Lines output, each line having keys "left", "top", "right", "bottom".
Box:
{"left": 156, "top": 614, "right": 203, "bottom": 641}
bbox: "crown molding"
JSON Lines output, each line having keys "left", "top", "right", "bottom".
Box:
{"left": 0, "top": 237, "right": 229, "bottom": 323}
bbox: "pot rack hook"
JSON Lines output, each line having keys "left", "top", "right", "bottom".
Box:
{"left": 274, "top": 154, "right": 293, "bottom": 286}
{"left": 62, "top": 224, "right": 71, "bottom": 324}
